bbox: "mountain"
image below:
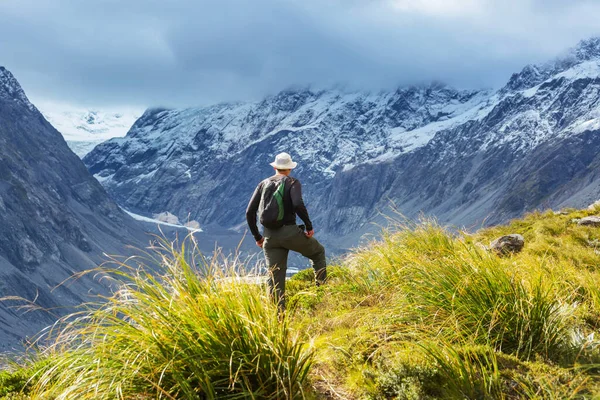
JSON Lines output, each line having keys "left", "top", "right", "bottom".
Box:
{"left": 83, "top": 84, "right": 492, "bottom": 249}
{"left": 38, "top": 104, "right": 141, "bottom": 157}
{"left": 348, "top": 36, "right": 600, "bottom": 230}
{"left": 84, "top": 37, "right": 600, "bottom": 251}
{"left": 0, "top": 66, "right": 148, "bottom": 349}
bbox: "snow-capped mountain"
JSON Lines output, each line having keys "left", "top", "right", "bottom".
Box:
{"left": 39, "top": 104, "right": 141, "bottom": 157}
{"left": 84, "top": 37, "right": 600, "bottom": 250}
{"left": 84, "top": 84, "right": 491, "bottom": 245}
{"left": 0, "top": 66, "right": 147, "bottom": 348}
{"left": 331, "top": 36, "right": 600, "bottom": 231}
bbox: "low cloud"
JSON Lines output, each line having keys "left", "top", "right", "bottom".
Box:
{"left": 1, "top": 0, "right": 599, "bottom": 108}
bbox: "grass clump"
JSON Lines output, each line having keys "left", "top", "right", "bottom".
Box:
{"left": 341, "top": 223, "right": 572, "bottom": 360}
{"left": 4, "top": 204, "right": 600, "bottom": 398}
{"left": 24, "top": 237, "right": 313, "bottom": 399}
{"left": 288, "top": 207, "right": 600, "bottom": 398}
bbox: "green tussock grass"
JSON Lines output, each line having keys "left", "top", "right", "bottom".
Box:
{"left": 3, "top": 238, "right": 312, "bottom": 399}
{"left": 2, "top": 203, "right": 600, "bottom": 398}
{"left": 286, "top": 204, "right": 600, "bottom": 398}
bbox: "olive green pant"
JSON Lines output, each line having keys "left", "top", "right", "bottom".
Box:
{"left": 263, "top": 224, "right": 327, "bottom": 311}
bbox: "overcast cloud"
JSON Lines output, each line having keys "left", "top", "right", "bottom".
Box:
{"left": 1, "top": 0, "right": 599, "bottom": 108}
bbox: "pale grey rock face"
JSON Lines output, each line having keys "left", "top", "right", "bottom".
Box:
{"left": 490, "top": 234, "right": 525, "bottom": 255}
{"left": 578, "top": 216, "right": 600, "bottom": 227}
{"left": 0, "top": 66, "right": 148, "bottom": 350}
{"left": 84, "top": 37, "right": 600, "bottom": 251}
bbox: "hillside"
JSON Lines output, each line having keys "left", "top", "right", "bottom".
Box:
{"left": 84, "top": 37, "right": 600, "bottom": 253}
{"left": 2, "top": 202, "right": 600, "bottom": 398}
{"left": 0, "top": 66, "right": 148, "bottom": 350}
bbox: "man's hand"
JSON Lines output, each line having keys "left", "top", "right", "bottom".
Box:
{"left": 305, "top": 229, "right": 314, "bottom": 238}
{"left": 256, "top": 237, "right": 265, "bottom": 248}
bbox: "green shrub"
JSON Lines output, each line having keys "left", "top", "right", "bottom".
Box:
{"left": 0, "top": 357, "right": 50, "bottom": 400}
{"left": 0, "top": 369, "right": 29, "bottom": 398}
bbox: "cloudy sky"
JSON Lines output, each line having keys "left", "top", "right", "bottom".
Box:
{"left": 1, "top": 0, "right": 599, "bottom": 109}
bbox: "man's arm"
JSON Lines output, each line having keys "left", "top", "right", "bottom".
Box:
{"left": 290, "top": 180, "right": 313, "bottom": 232}
{"left": 246, "top": 183, "right": 263, "bottom": 242}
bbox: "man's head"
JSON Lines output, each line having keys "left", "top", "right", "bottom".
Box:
{"left": 275, "top": 168, "right": 291, "bottom": 176}
{"left": 270, "top": 152, "right": 297, "bottom": 174}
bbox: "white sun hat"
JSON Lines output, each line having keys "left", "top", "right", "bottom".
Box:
{"left": 270, "top": 152, "right": 298, "bottom": 169}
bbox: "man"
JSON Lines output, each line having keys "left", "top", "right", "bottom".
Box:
{"left": 246, "top": 152, "right": 327, "bottom": 311}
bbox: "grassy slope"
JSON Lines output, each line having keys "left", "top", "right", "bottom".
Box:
{"left": 2, "top": 204, "right": 600, "bottom": 399}
{"left": 288, "top": 205, "right": 600, "bottom": 399}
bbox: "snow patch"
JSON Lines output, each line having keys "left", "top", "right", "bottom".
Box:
{"left": 572, "top": 118, "right": 600, "bottom": 133}
{"left": 94, "top": 173, "right": 114, "bottom": 184}
{"left": 123, "top": 209, "right": 203, "bottom": 232}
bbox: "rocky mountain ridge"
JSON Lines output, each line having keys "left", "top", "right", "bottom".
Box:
{"left": 84, "top": 83, "right": 492, "bottom": 240}
{"left": 0, "top": 66, "right": 36, "bottom": 112}
{"left": 503, "top": 37, "right": 600, "bottom": 92}
{"left": 84, "top": 37, "right": 600, "bottom": 250}
{"left": 0, "top": 66, "right": 148, "bottom": 349}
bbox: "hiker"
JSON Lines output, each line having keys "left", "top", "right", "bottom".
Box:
{"left": 246, "top": 152, "right": 327, "bottom": 311}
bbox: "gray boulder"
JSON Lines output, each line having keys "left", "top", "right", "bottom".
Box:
{"left": 578, "top": 216, "right": 600, "bottom": 227}
{"left": 490, "top": 234, "right": 525, "bottom": 255}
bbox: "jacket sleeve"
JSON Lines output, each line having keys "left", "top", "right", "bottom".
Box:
{"left": 246, "top": 183, "right": 263, "bottom": 241}
{"left": 290, "top": 180, "right": 313, "bottom": 231}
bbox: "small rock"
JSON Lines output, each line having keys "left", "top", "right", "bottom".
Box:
{"left": 589, "top": 200, "right": 600, "bottom": 210}
{"left": 553, "top": 210, "right": 569, "bottom": 215}
{"left": 490, "top": 234, "right": 525, "bottom": 255}
{"left": 184, "top": 220, "right": 201, "bottom": 230}
{"left": 578, "top": 216, "right": 600, "bottom": 227}
{"left": 153, "top": 211, "right": 180, "bottom": 225}
{"left": 19, "top": 238, "right": 43, "bottom": 266}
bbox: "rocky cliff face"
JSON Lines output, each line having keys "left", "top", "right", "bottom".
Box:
{"left": 84, "top": 37, "right": 600, "bottom": 250}
{"left": 0, "top": 66, "right": 147, "bottom": 349}
{"left": 342, "top": 37, "right": 600, "bottom": 232}
{"left": 84, "top": 84, "right": 490, "bottom": 239}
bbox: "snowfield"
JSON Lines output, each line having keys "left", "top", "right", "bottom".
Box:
{"left": 122, "top": 208, "right": 203, "bottom": 233}
{"left": 38, "top": 102, "right": 142, "bottom": 157}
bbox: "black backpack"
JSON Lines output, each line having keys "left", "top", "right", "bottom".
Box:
{"left": 259, "top": 177, "right": 290, "bottom": 229}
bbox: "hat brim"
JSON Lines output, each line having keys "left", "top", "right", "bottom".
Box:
{"left": 270, "top": 161, "right": 297, "bottom": 169}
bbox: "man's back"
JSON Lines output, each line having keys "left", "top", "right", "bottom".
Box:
{"left": 245, "top": 152, "right": 326, "bottom": 311}
{"left": 247, "top": 175, "right": 312, "bottom": 238}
